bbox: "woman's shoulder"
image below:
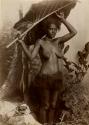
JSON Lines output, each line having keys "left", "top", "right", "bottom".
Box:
{"left": 36, "top": 36, "right": 46, "bottom": 45}
{"left": 35, "top": 39, "right": 43, "bottom": 45}
{"left": 41, "top": 35, "right": 47, "bottom": 41}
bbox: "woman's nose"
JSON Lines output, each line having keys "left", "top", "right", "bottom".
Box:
{"left": 52, "top": 30, "right": 56, "bottom": 34}
{"left": 52, "top": 29, "right": 55, "bottom": 33}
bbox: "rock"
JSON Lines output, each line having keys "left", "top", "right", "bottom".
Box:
{"left": 0, "top": 101, "right": 41, "bottom": 125}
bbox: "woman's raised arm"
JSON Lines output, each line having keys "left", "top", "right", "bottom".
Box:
{"left": 56, "top": 12, "right": 77, "bottom": 44}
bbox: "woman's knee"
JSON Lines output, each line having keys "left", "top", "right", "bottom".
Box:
{"left": 41, "top": 89, "right": 50, "bottom": 110}
{"left": 50, "top": 91, "right": 59, "bottom": 109}
{"left": 50, "top": 101, "right": 57, "bottom": 109}
{"left": 42, "top": 102, "right": 50, "bottom": 110}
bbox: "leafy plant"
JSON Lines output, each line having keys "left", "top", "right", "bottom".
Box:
{"left": 63, "top": 42, "right": 89, "bottom": 85}
{"left": 61, "top": 42, "right": 89, "bottom": 124}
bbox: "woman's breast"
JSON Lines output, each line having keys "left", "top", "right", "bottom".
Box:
{"left": 42, "top": 49, "right": 51, "bottom": 59}
{"left": 39, "top": 43, "right": 64, "bottom": 75}
{"left": 40, "top": 53, "right": 59, "bottom": 75}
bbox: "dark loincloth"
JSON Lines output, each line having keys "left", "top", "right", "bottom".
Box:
{"left": 33, "top": 72, "right": 64, "bottom": 91}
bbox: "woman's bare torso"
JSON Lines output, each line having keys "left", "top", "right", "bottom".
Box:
{"left": 39, "top": 37, "right": 63, "bottom": 75}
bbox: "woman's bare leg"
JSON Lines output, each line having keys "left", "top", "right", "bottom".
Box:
{"left": 40, "top": 89, "right": 50, "bottom": 124}
{"left": 48, "top": 91, "right": 59, "bottom": 125}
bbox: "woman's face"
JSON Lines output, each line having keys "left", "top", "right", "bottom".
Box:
{"left": 47, "top": 23, "right": 57, "bottom": 39}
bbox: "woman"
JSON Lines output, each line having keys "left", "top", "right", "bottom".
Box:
{"left": 18, "top": 12, "right": 77, "bottom": 124}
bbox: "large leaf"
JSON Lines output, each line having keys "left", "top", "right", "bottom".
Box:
{"left": 14, "top": 0, "right": 77, "bottom": 45}
{"left": 64, "top": 45, "right": 70, "bottom": 54}
{"left": 85, "top": 42, "right": 89, "bottom": 53}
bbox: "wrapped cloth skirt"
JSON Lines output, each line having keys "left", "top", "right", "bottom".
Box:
{"left": 33, "top": 72, "right": 64, "bottom": 91}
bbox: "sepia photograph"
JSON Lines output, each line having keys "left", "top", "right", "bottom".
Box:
{"left": 0, "top": 0, "right": 89, "bottom": 125}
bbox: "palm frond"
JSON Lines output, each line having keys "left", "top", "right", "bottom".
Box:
{"left": 15, "top": 0, "right": 77, "bottom": 29}
{"left": 12, "top": 0, "right": 77, "bottom": 46}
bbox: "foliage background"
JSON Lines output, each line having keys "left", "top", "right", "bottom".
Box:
{"left": 0, "top": 0, "right": 89, "bottom": 125}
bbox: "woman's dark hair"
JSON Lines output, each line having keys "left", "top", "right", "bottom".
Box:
{"left": 41, "top": 16, "right": 61, "bottom": 33}
{"left": 46, "top": 18, "right": 60, "bottom": 29}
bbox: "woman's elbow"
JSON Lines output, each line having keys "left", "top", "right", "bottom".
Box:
{"left": 73, "top": 29, "right": 77, "bottom": 36}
